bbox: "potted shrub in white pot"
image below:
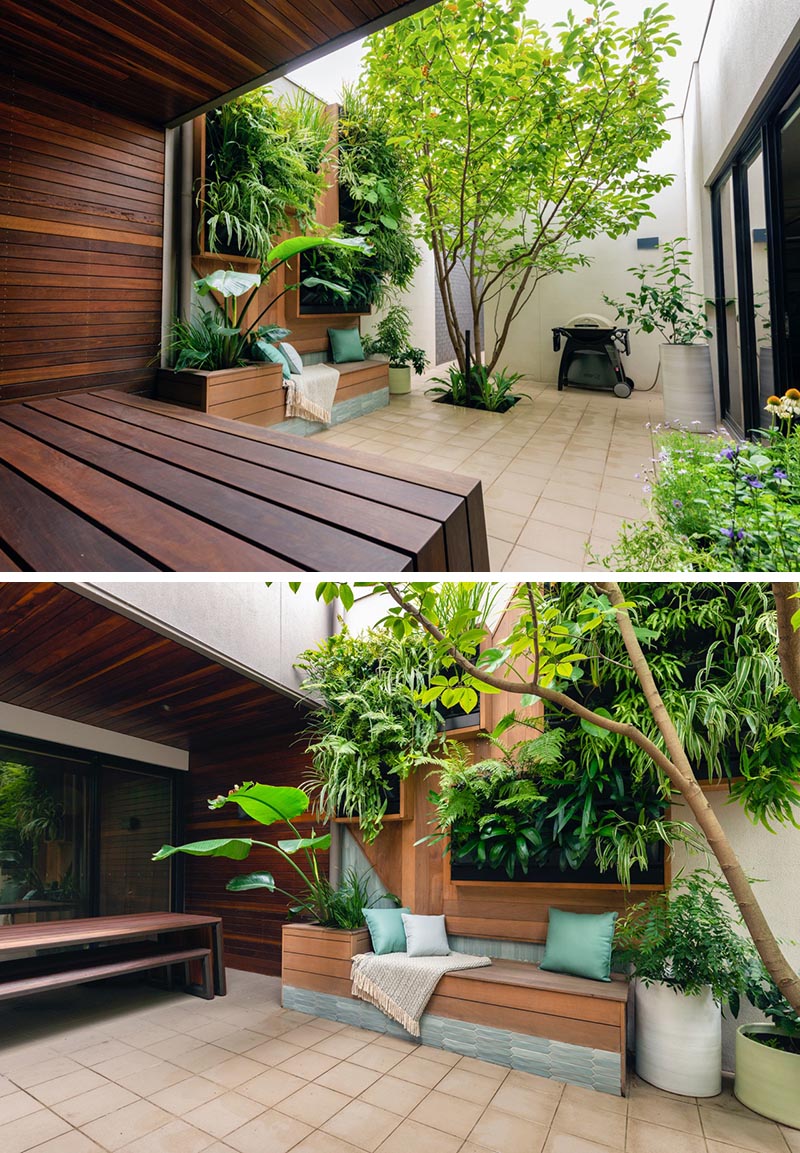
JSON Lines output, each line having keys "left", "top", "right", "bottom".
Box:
{"left": 735, "top": 955, "right": 800, "bottom": 1127}
{"left": 614, "top": 871, "right": 751, "bottom": 1098}
{"left": 605, "top": 239, "right": 717, "bottom": 432}
{"left": 362, "top": 305, "right": 428, "bottom": 395}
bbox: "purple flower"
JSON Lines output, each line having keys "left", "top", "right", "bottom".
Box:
{"left": 721, "top": 528, "right": 745, "bottom": 542}
{"left": 672, "top": 499, "right": 683, "bottom": 509}
{"left": 774, "top": 469, "right": 788, "bottom": 481}
{"left": 716, "top": 447, "right": 738, "bottom": 462}
{"left": 743, "top": 475, "right": 765, "bottom": 489}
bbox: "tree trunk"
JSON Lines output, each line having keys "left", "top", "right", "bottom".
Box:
{"left": 773, "top": 582, "right": 800, "bottom": 702}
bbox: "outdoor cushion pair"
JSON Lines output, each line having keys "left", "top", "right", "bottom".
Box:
{"left": 253, "top": 340, "right": 304, "bottom": 379}
{"left": 363, "top": 908, "right": 450, "bottom": 958}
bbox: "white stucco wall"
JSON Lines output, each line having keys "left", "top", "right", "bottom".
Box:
{"left": 79, "top": 582, "right": 338, "bottom": 698}
{"left": 672, "top": 793, "right": 800, "bottom": 1073}
{"left": 489, "top": 124, "right": 688, "bottom": 387}
{"left": 361, "top": 235, "right": 438, "bottom": 367}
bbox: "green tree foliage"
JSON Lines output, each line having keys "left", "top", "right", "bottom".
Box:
{"left": 360, "top": 0, "right": 678, "bottom": 372}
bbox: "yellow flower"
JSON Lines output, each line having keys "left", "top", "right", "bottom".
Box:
{"left": 766, "top": 396, "right": 781, "bottom": 406}
{"left": 786, "top": 389, "right": 800, "bottom": 400}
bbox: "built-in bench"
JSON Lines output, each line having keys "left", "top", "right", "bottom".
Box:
{"left": 0, "top": 913, "right": 227, "bottom": 1003}
{"left": 281, "top": 925, "right": 629, "bottom": 1096}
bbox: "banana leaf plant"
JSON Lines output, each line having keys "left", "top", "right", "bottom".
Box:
{"left": 166, "top": 234, "right": 370, "bottom": 371}
{"left": 152, "top": 781, "right": 335, "bottom": 922}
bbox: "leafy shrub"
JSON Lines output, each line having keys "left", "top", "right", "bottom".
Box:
{"left": 361, "top": 306, "right": 428, "bottom": 373}
{"left": 606, "top": 403, "right": 800, "bottom": 571}
{"left": 426, "top": 365, "right": 529, "bottom": 412}
{"left": 604, "top": 238, "right": 713, "bottom": 345}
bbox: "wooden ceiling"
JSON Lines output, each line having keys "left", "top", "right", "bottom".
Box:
{"left": 0, "top": 583, "right": 307, "bottom": 750}
{"left": 0, "top": 0, "right": 435, "bottom": 126}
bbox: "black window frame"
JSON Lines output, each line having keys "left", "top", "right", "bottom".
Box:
{"left": 0, "top": 730, "right": 185, "bottom": 916}
{"left": 711, "top": 38, "right": 800, "bottom": 431}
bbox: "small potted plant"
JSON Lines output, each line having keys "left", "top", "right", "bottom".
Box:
{"left": 159, "top": 235, "right": 366, "bottom": 412}
{"left": 735, "top": 954, "right": 800, "bottom": 1127}
{"left": 605, "top": 239, "right": 716, "bottom": 432}
{"left": 613, "top": 871, "right": 751, "bottom": 1097}
{"left": 361, "top": 305, "right": 428, "bottom": 395}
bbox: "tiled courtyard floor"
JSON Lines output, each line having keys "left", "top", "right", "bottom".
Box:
{"left": 312, "top": 374, "right": 664, "bottom": 571}
{"left": 0, "top": 969, "right": 796, "bottom": 1153}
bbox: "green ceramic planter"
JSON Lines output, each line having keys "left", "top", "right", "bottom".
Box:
{"left": 735, "top": 1024, "right": 800, "bottom": 1128}
{"left": 388, "top": 365, "right": 412, "bottom": 395}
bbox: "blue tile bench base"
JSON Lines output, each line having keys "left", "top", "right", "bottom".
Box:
{"left": 271, "top": 386, "right": 389, "bottom": 438}
{"left": 281, "top": 984, "right": 622, "bottom": 1096}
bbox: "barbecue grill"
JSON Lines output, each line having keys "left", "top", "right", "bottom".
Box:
{"left": 552, "top": 314, "right": 634, "bottom": 398}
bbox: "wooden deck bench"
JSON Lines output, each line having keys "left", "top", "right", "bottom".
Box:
{"left": 0, "top": 912, "right": 226, "bottom": 1003}
{"left": 282, "top": 927, "right": 629, "bottom": 1096}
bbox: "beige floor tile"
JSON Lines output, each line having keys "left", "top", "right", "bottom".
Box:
{"left": 390, "top": 1054, "right": 449, "bottom": 1089}
{"left": 560, "top": 1084, "right": 625, "bottom": 1114}
{"left": 484, "top": 485, "right": 540, "bottom": 518}
{"left": 503, "top": 1070, "right": 565, "bottom": 1101}
{"left": 223, "top": 1109, "right": 312, "bottom": 1153}
{"left": 244, "top": 1039, "right": 304, "bottom": 1067}
{"left": 414, "top": 1048, "right": 461, "bottom": 1068}
{"left": 311, "top": 1034, "right": 368, "bottom": 1061}
{"left": 595, "top": 493, "right": 647, "bottom": 521}
{"left": 120, "top": 1118, "right": 215, "bottom": 1153}
{"left": 505, "top": 544, "right": 583, "bottom": 572}
{"left": 238, "top": 1068, "right": 308, "bottom": 1108}
{"left": 488, "top": 536, "right": 514, "bottom": 567}
{"left": 29, "top": 1068, "right": 110, "bottom": 1106}
{"left": 468, "top": 1105, "right": 549, "bottom": 1153}
{"left": 201, "top": 1057, "right": 267, "bottom": 1090}
{"left": 540, "top": 481, "right": 600, "bottom": 511}
{"left": 72, "top": 1041, "right": 136, "bottom": 1068}
{"left": 436, "top": 1067, "right": 503, "bottom": 1105}
{"left": 213, "top": 1031, "right": 272, "bottom": 1056}
{"left": 82, "top": 1100, "right": 175, "bottom": 1151}
{"left": 278, "top": 1026, "right": 333, "bottom": 1051}
{"left": 28, "top": 1132, "right": 106, "bottom": 1153}
{"left": 410, "top": 1089, "right": 486, "bottom": 1137}
{"left": 373, "top": 1117, "right": 463, "bottom": 1153}
{"left": 346, "top": 1045, "right": 405, "bottom": 1074}
{"left": 290, "top": 1131, "right": 363, "bottom": 1153}
{"left": 359, "top": 1074, "right": 430, "bottom": 1117}
{"left": 543, "top": 1134, "right": 623, "bottom": 1153}
{"left": 628, "top": 1093, "right": 702, "bottom": 1134}
{"left": 149, "top": 1076, "right": 225, "bottom": 1115}
{"left": 53, "top": 1082, "right": 139, "bottom": 1126}
{"left": 516, "top": 520, "right": 589, "bottom": 563}
{"left": 552, "top": 1100, "right": 627, "bottom": 1147}
{"left": 532, "top": 498, "right": 595, "bottom": 534}
{"left": 273, "top": 1082, "right": 351, "bottom": 1127}
{"left": 367, "top": 1036, "right": 418, "bottom": 1055}
{"left": 146, "top": 1037, "right": 207, "bottom": 1063}
{"left": 0, "top": 1109, "right": 72, "bottom": 1153}
{"left": 187, "top": 1093, "right": 265, "bottom": 1140}
{"left": 625, "top": 1118, "right": 705, "bottom": 1153}
{"left": 485, "top": 508, "right": 527, "bottom": 543}
{"left": 490, "top": 1080, "right": 559, "bottom": 1124}
{"left": 0, "top": 1088, "right": 44, "bottom": 1123}
{"left": 323, "top": 1098, "right": 403, "bottom": 1150}
{"left": 9, "top": 1057, "right": 84, "bottom": 1089}
{"left": 93, "top": 1051, "right": 165, "bottom": 1083}
{"left": 504, "top": 455, "right": 561, "bottom": 480}
{"left": 495, "top": 469, "right": 549, "bottom": 497}
{"left": 117, "top": 1063, "right": 191, "bottom": 1098}
{"left": 314, "top": 1061, "right": 381, "bottom": 1098}
{"left": 307, "top": 1018, "right": 347, "bottom": 1035}
{"left": 172, "top": 1047, "right": 234, "bottom": 1075}
{"left": 700, "top": 1106, "right": 791, "bottom": 1152}
{"left": 780, "top": 1128, "right": 800, "bottom": 1153}
{"left": 277, "top": 1051, "right": 339, "bottom": 1082}
{"left": 184, "top": 1023, "right": 240, "bottom": 1045}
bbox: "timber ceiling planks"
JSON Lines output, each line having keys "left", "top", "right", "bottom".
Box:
{"left": 0, "top": 0, "right": 435, "bottom": 126}
{"left": 0, "top": 583, "right": 307, "bottom": 749}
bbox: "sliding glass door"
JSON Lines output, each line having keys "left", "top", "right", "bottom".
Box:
{"left": 781, "top": 102, "right": 800, "bottom": 388}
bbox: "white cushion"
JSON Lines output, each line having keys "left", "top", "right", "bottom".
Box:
{"left": 280, "top": 342, "right": 303, "bottom": 375}
{"left": 401, "top": 913, "right": 450, "bottom": 958}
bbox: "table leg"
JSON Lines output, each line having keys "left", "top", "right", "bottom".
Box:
{"left": 211, "top": 922, "right": 226, "bottom": 996}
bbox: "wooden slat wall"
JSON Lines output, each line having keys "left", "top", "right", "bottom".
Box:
{"left": 185, "top": 728, "right": 322, "bottom": 976}
{"left": 0, "top": 74, "right": 165, "bottom": 403}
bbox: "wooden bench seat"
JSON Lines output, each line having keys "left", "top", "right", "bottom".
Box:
{"left": 324, "top": 358, "right": 389, "bottom": 405}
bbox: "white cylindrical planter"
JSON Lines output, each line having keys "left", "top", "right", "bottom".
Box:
{"left": 634, "top": 979, "right": 722, "bottom": 1097}
{"left": 660, "top": 343, "right": 717, "bottom": 433}
{"left": 388, "top": 366, "right": 412, "bottom": 395}
{"left": 735, "top": 1025, "right": 800, "bottom": 1128}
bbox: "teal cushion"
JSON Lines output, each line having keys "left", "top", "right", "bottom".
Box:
{"left": 252, "top": 340, "right": 290, "bottom": 379}
{"left": 363, "top": 907, "right": 411, "bottom": 955}
{"left": 539, "top": 908, "right": 618, "bottom": 982}
{"left": 328, "top": 327, "right": 365, "bottom": 364}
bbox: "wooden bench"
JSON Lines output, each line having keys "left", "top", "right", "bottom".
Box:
{"left": 281, "top": 926, "right": 628, "bottom": 1096}
{"left": 0, "top": 912, "right": 226, "bottom": 1002}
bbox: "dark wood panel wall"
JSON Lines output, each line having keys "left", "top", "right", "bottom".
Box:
{"left": 185, "top": 726, "right": 322, "bottom": 976}
{"left": 0, "top": 74, "right": 165, "bottom": 403}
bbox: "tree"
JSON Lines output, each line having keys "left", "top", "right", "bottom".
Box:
{"left": 305, "top": 579, "right": 800, "bottom": 1017}
{"left": 360, "top": 0, "right": 678, "bottom": 375}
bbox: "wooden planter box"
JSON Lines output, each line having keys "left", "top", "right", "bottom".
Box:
{"left": 156, "top": 363, "right": 284, "bottom": 425}
{"left": 282, "top": 922, "right": 370, "bottom": 1000}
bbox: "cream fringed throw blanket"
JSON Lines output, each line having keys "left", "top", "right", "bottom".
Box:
{"left": 351, "top": 951, "right": 492, "bottom": 1036}
{"left": 284, "top": 364, "right": 339, "bottom": 424}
